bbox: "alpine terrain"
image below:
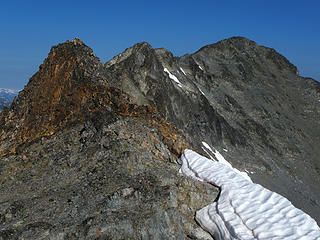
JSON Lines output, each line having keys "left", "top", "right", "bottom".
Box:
{"left": 0, "top": 88, "right": 19, "bottom": 111}
{"left": 0, "top": 37, "right": 319, "bottom": 239}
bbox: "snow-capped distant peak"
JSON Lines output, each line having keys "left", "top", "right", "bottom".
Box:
{"left": 0, "top": 88, "right": 19, "bottom": 109}
{"left": 0, "top": 88, "right": 20, "bottom": 94}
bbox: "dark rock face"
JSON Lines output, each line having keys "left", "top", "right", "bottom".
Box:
{"left": 0, "top": 37, "right": 319, "bottom": 239}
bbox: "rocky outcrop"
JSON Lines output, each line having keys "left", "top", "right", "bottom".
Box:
{"left": 0, "top": 110, "right": 215, "bottom": 239}
{"left": 0, "top": 37, "right": 319, "bottom": 239}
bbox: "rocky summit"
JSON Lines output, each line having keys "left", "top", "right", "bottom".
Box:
{"left": 0, "top": 37, "right": 319, "bottom": 239}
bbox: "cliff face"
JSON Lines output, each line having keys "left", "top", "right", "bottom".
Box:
{"left": 0, "top": 37, "right": 319, "bottom": 239}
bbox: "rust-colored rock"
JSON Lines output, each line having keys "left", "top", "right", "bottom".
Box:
{"left": 0, "top": 39, "right": 190, "bottom": 158}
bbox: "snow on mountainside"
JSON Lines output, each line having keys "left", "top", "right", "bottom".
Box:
{"left": 178, "top": 149, "right": 320, "bottom": 240}
{"left": 0, "top": 88, "right": 19, "bottom": 110}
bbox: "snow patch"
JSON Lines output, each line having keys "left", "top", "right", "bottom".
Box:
{"left": 245, "top": 169, "right": 255, "bottom": 174}
{"left": 201, "top": 142, "right": 251, "bottom": 182}
{"left": 164, "top": 68, "right": 181, "bottom": 84}
{"left": 180, "top": 67, "right": 187, "bottom": 76}
{"left": 178, "top": 149, "right": 320, "bottom": 240}
{"left": 198, "top": 87, "right": 205, "bottom": 96}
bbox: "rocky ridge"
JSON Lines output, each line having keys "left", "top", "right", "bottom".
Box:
{"left": 0, "top": 37, "right": 319, "bottom": 239}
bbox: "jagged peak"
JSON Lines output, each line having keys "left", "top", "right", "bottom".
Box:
{"left": 132, "top": 41, "right": 152, "bottom": 49}
{"left": 105, "top": 41, "right": 153, "bottom": 68}
{"left": 44, "top": 38, "right": 98, "bottom": 66}
{"left": 31, "top": 38, "right": 101, "bottom": 84}
{"left": 10, "top": 38, "right": 103, "bottom": 117}
{"left": 50, "top": 38, "right": 91, "bottom": 52}
{"left": 154, "top": 48, "right": 174, "bottom": 57}
{"left": 65, "top": 37, "right": 85, "bottom": 45}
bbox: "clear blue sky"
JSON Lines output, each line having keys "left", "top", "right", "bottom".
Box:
{"left": 1, "top": 0, "right": 319, "bottom": 90}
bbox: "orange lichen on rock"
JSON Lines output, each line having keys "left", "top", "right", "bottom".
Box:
{"left": 0, "top": 39, "right": 190, "bottom": 158}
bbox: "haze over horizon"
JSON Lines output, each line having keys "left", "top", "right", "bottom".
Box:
{"left": 1, "top": 0, "right": 319, "bottom": 90}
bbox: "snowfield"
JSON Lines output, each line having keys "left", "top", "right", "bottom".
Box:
{"left": 178, "top": 149, "right": 320, "bottom": 240}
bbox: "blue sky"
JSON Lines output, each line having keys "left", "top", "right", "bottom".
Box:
{"left": 0, "top": 0, "right": 319, "bottom": 90}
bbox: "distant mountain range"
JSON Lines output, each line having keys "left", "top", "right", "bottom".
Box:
{"left": 0, "top": 88, "right": 19, "bottom": 110}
